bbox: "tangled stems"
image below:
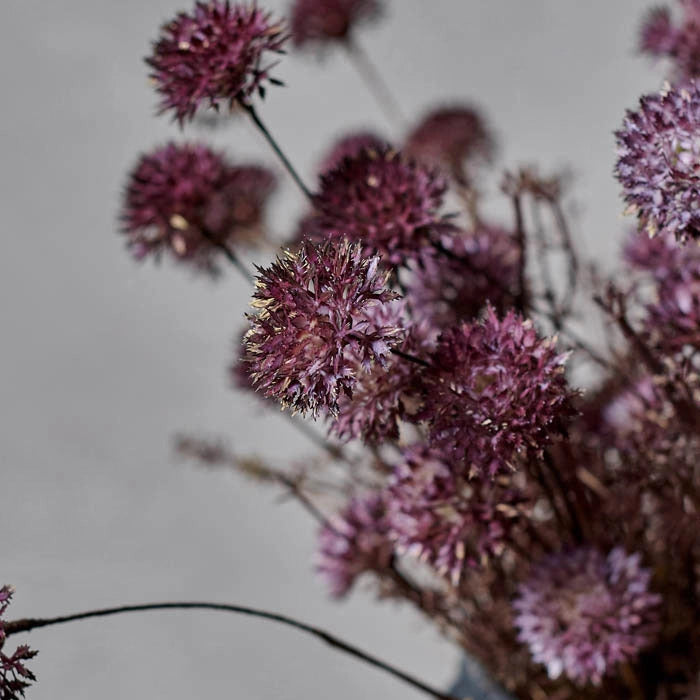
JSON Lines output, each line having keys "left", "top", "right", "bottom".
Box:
{"left": 4, "top": 601, "right": 458, "bottom": 700}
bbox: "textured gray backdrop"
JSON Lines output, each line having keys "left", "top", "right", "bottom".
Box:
{"left": 1, "top": 2, "right": 660, "bottom": 698}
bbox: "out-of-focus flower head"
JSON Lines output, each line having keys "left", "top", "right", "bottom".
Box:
{"left": 405, "top": 227, "right": 520, "bottom": 330}
{"left": 404, "top": 104, "right": 494, "bottom": 184}
{"left": 308, "top": 147, "right": 452, "bottom": 265}
{"left": 0, "top": 586, "right": 37, "bottom": 700}
{"left": 420, "top": 307, "right": 577, "bottom": 476}
{"left": 122, "top": 142, "right": 275, "bottom": 274}
{"left": 387, "top": 445, "right": 523, "bottom": 585}
{"left": 513, "top": 547, "right": 661, "bottom": 686}
{"left": 147, "top": 1, "right": 287, "bottom": 124}
{"left": 244, "top": 239, "right": 403, "bottom": 416}
{"left": 290, "top": 0, "right": 381, "bottom": 50}
{"left": 317, "top": 491, "right": 394, "bottom": 597}
{"left": 615, "top": 81, "right": 700, "bottom": 242}
{"left": 317, "top": 130, "right": 388, "bottom": 174}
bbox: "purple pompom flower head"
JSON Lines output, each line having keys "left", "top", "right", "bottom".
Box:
{"left": 0, "top": 586, "right": 37, "bottom": 700}
{"left": 316, "top": 130, "right": 387, "bottom": 174}
{"left": 513, "top": 547, "right": 661, "bottom": 687}
{"left": 420, "top": 307, "right": 577, "bottom": 476}
{"left": 615, "top": 81, "right": 700, "bottom": 242}
{"left": 244, "top": 239, "right": 403, "bottom": 416}
{"left": 308, "top": 147, "right": 452, "bottom": 264}
{"left": 290, "top": 0, "right": 381, "bottom": 49}
{"left": 122, "top": 142, "right": 275, "bottom": 274}
{"left": 147, "top": 1, "right": 287, "bottom": 124}
{"left": 317, "top": 492, "right": 394, "bottom": 597}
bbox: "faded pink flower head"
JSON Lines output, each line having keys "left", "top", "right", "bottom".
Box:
{"left": 404, "top": 104, "right": 494, "bottom": 184}
{"left": 615, "top": 81, "right": 700, "bottom": 242}
{"left": 420, "top": 307, "right": 577, "bottom": 476}
{"left": 317, "top": 492, "right": 394, "bottom": 597}
{"left": 290, "top": 0, "right": 381, "bottom": 49}
{"left": 122, "top": 142, "right": 275, "bottom": 274}
{"left": 0, "top": 586, "right": 37, "bottom": 700}
{"left": 244, "top": 239, "right": 403, "bottom": 416}
{"left": 147, "top": 1, "right": 287, "bottom": 124}
{"left": 317, "top": 130, "right": 388, "bottom": 174}
{"left": 513, "top": 547, "right": 662, "bottom": 686}
{"left": 308, "top": 147, "right": 452, "bottom": 264}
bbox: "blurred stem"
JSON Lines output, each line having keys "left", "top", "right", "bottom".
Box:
{"left": 511, "top": 192, "right": 530, "bottom": 312}
{"left": 5, "top": 602, "right": 458, "bottom": 700}
{"left": 201, "top": 229, "right": 252, "bottom": 282}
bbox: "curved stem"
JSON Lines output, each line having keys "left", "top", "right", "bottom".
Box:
{"left": 5, "top": 602, "right": 457, "bottom": 700}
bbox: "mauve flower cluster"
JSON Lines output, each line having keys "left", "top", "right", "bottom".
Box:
{"left": 615, "top": 81, "right": 700, "bottom": 241}
{"left": 122, "top": 142, "right": 275, "bottom": 273}
{"left": 513, "top": 548, "right": 661, "bottom": 686}
{"left": 0, "top": 587, "right": 37, "bottom": 700}
{"left": 307, "top": 147, "right": 451, "bottom": 264}
{"left": 244, "top": 239, "right": 402, "bottom": 415}
{"left": 290, "top": 0, "right": 381, "bottom": 49}
{"left": 420, "top": 308, "right": 577, "bottom": 476}
{"left": 316, "top": 130, "right": 387, "bottom": 174}
{"left": 147, "top": 1, "right": 287, "bottom": 123}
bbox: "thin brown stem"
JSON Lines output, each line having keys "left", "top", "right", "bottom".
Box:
{"left": 5, "top": 602, "right": 458, "bottom": 700}
{"left": 390, "top": 347, "right": 432, "bottom": 368}
{"left": 511, "top": 193, "right": 529, "bottom": 312}
{"left": 201, "top": 229, "right": 253, "bottom": 282}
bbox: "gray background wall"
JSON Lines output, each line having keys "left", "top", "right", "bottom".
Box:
{"left": 1, "top": 2, "right": 661, "bottom": 698}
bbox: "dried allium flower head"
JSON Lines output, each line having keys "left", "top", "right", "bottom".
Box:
{"left": 244, "top": 239, "right": 403, "bottom": 415}
{"left": 122, "top": 143, "right": 275, "bottom": 273}
{"left": 405, "top": 227, "right": 520, "bottom": 330}
{"left": 404, "top": 104, "right": 494, "bottom": 184}
{"left": 317, "top": 492, "right": 393, "bottom": 597}
{"left": 308, "top": 147, "right": 451, "bottom": 264}
{"left": 317, "top": 130, "right": 388, "bottom": 174}
{"left": 290, "top": 0, "right": 381, "bottom": 49}
{"left": 513, "top": 547, "right": 662, "bottom": 686}
{"left": 147, "top": 1, "right": 287, "bottom": 124}
{"left": 387, "top": 445, "right": 523, "bottom": 585}
{"left": 421, "top": 307, "right": 577, "bottom": 475}
{"left": 615, "top": 81, "right": 700, "bottom": 241}
{"left": 0, "top": 586, "right": 37, "bottom": 700}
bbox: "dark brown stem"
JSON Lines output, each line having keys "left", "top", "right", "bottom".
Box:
{"left": 550, "top": 199, "right": 579, "bottom": 314}
{"left": 390, "top": 347, "right": 432, "bottom": 368}
{"left": 542, "top": 450, "right": 585, "bottom": 544}
{"left": 511, "top": 193, "right": 529, "bottom": 312}
{"left": 5, "top": 602, "right": 457, "bottom": 700}
{"left": 201, "top": 229, "right": 253, "bottom": 282}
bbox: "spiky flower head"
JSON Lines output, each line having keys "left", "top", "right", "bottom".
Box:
{"left": 404, "top": 104, "right": 494, "bottom": 184}
{"left": 290, "top": 0, "right": 381, "bottom": 49}
{"left": 405, "top": 227, "right": 520, "bottom": 330}
{"left": 420, "top": 307, "right": 577, "bottom": 475}
{"left": 317, "top": 492, "right": 394, "bottom": 597}
{"left": 0, "top": 586, "right": 37, "bottom": 700}
{"left": 147, "top": 1, "right": 287, "bottom": 124}
{"left": 387, "top": 445, "right": 522, "bottom": 585}
{"left": 244, "top": 239, "right": 403, "bottom": 415}
{"left": 615, "top": 81, "right": 700, "bottom": 242}
{"left": 513, "top": 547, "right": 662, "bottom": 686}
{"left": 122, "top": 142, "right": 275, "bottom": 273}
{"left": 317, "top": 130, "right": 388, "bottom": 174}
{"left": 308, "top": 147, "right": 451, "bottom": 264}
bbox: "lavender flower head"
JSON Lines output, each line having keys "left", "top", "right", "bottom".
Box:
{"left": 308, "top": 147, "right": 451, "bottom": 264}
{"left": 0, "top": 586, "right": 37, "bottom": 700}
{"left": 317, "top": 492, "right": 394, "bottom": 597}
{"left": 513, "top": 547, "right": 661, "bottom": 686}
{"left": 244, "top": 239, "right": 403, "bottom": 415}
{"left": 421, "top": 307, "right": 577, "bottom": 475}
{"left": 317, "top": 130, "right": 387, "bottom": 174}
{"left": 122, "top": 143, "right": 275, "bottom": 273}
{"left": 615, "top": 81, "right": 700, "bottom": 241}
{"left": 290, "top": 0, "right": 381, "bottom": 49}
{"left": 404, "top": 104, "right": 494, "bottom": 184}
{"left": 147, "top": 1, "right": 287, "bottom": 123}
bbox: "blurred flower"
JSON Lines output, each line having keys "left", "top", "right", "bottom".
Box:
{"left": 317, "top": 130, "right": 388, "bottom": 174}
{"left": 244, "top": 239, "right": 402, "bottom": 415}
{"left": 290, "top": 0, "right": 381, "bottom": 49}
{"left": 122, "top": 142, "right": 275, "bottom": 274}
{"left": 147, "top": 1, "right": 287, "bottom": 123}
{"left": 387, "top": 445, "right": 523, "bottom": 585}
{"left": 513, "top": 547, "right": 661, "bottom": 686}
{"left": 308, "top": 147, "right": 451, "bottom": 264}
{"left": 0, "top": 586, "right": 37, "bottom": 700}
{"left": 420, "top": 307, "right": 577, "bottom": 476}
{"left": 317, "top": 492, "right": 394, "bottom": 597}
{"left": 404, "top": 104, "right": 494, "bottom": 184}
{"left": 615, "top": 81, "right": 700, "bottom": 241}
